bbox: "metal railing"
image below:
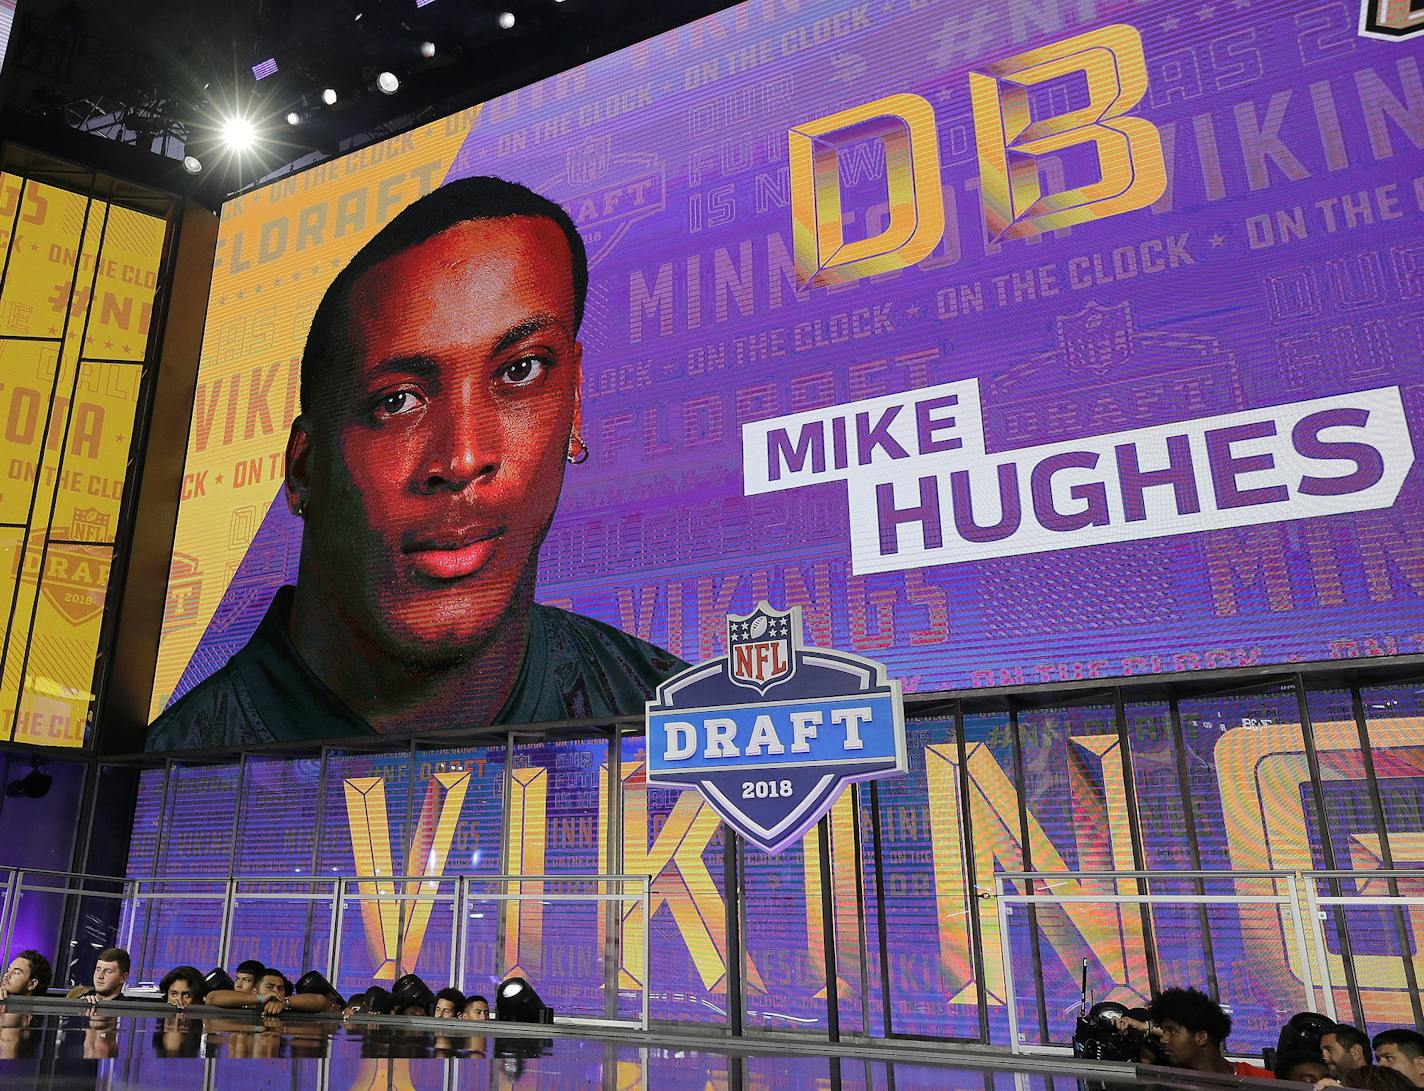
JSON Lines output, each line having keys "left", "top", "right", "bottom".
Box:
{"left": 0, "top": 868, "right": 652, "bottom": 1031}
{"left": 8, "top": 863, "right": 1419, "bottom": 1046}
{"left": 992, "top": 868, "right": 1424, "bottom": 1054}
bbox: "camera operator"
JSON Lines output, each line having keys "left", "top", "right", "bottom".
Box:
{"left": 1072, "top": 1002, "right": 1167, "bottom": 1065}
{"left": 1118, "top": 988, "right": 1272, "bottom": 1078}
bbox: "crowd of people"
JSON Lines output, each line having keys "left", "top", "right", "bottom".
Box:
{"left": 0, "top": 945, "right": 495, "bottom": 1023}
{"left": 1082, "top": 986, "right": 1424, "bottom": 1086}
{"left": 9, "top": 945, "right": 1424, "bottom": 1083}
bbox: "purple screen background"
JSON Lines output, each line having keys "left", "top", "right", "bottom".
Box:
{"left": 172, "top": 0, "right": 1424, "bottom": 709}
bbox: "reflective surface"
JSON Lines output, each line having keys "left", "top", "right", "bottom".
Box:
{"left": 0, "top": 1009, "right": 1229, "bottom": 1089}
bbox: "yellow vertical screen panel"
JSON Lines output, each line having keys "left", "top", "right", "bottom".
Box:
{"left": 12, "top": 541, "right": 111, "bottom": 746}
{"left": 0, "top": 177, "right": 92, "bottom": 340}
{"left": 0, "top": 340, "right": 63, "bottom": 526}
{"left": 85, "top": 203, "right": 165, "bottom": 361}
{"left": 51, "top": 360, "right": 141, "bottom": 542}
{"left": 0, "top": 526, "right": 38, "bottom": 742}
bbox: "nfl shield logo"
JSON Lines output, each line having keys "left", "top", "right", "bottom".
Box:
{"left": 726, "top": 603, "right": 795, "bottom": 694}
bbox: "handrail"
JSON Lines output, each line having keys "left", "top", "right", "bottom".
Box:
{"left": 991, "top": 868, "right": 1371, "bottom": 1055}
{"left": 0, "top": 866, "right": 652, "bottom": 1032}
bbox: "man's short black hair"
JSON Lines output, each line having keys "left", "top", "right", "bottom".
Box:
{"left": 13, "top": 950, "right": 50, "bottom": 995}
{"left": 464, "top": 993, "right": 489, "bottom": 1008}
{"left": 1327, "top": 1024, "right": 1371, "bottom": 1056}
{"left": 235, "top": 959, "right": 265, "bottom": 978}
{"left": 1274, "top": 1049, "right": 1324, "bottom": 1080}
{"left": 256, "top": 969, "right": 288, "bottom": 995}
{"left": 159, "top": 965, "right": 206, "bottom": 1001}
{"left": 1149, "top": 987, "right": 1231, "bottom": 1046}
{"left": 97, "top": 947, "right": 130, "bottom": 975}
{"left": 435, "top": 986, "right": 465, "bottom": 1008}
{"left": 1374, "top": 1028, "right": 1424, "bottom": 1058}
{"left": 300, "top": 175, "right": 588, "bottom": 414}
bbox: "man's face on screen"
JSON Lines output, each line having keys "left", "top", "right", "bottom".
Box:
{"left": 294, "top": 216, "right": 581, "bottom": 666}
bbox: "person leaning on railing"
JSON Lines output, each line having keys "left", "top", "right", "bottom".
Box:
{"left": 65, "top": 948, "right": 132, "bottom": 1003}
{"left": 204, "top": 967, "right": 329, "bottom": 1016}
{"left": 159, "top": 966, "right": 207, "bottom": 1008}
{"left": 0, "top": 950, "right": 52, "bottom": 1001}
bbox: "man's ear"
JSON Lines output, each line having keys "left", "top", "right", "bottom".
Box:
{"left": 571, "top": 339, "right": 583, "bottom": 439}
{"left": 285, "top": 415, "right": 313, "bottom": 516}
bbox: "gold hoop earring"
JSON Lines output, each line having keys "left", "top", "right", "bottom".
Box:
{"left": 566, "top": 431, "right": 589, "bottom": 465}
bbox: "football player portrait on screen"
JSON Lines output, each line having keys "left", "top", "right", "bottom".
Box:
{"left": 148, "top": 177, "right": 685, "bottom": 750}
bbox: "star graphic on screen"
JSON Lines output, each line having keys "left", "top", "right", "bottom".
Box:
{"left": 215, "top": 473, "right": 224, "bottom": 484}
{"left": 1161, "top": 15, "right": 1180, "bottom": 29}
{"left": 1209, "top": 234, "right": 1226, "bottom": 247}
{"left": 29, "top": 243, "right": 37, "bottom": 253}
{"left": 1196, "top": 3, "right": 1216, "bottom": 19}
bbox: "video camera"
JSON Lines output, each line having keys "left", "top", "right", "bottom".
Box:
{"left": 1071, "top": 1000, "right": 1167, "bottom": 1064}
{"left": 1068, "top": 960, "right": 1168, "bottom": 1066}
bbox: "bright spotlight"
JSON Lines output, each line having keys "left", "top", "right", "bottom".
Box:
{"left": 498, "top": 11, "right": 515, "bottom": 29}
{"left": 321, "top": 87, "right": 338, "bottom": 106}
{"left": 182, "top": 155, "right": 202, "bottom": 174}
{"left": 220, "top": 116, "right": 257, "bottom": 152}
{"left": 285, "top": 110, "right": 302, "bottom": 126}
{"left": 376, "top": 71, "right": 399, "bottom": 94}
{"left": 420, "top": 40, "right": 436, "bottom": 58}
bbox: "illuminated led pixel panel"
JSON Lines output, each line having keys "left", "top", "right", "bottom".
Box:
{"left": 153, "top": 0, "right": 1422, "bottom": 735}
{"left": 0, "top": 176, "right": 164, "bottom": 746}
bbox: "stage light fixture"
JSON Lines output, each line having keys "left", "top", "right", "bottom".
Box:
{"left": 495, "top": 976, "right": 553, "bottom": 1023}
{"left": 420, "top": 40, "right": 436, "bottom": 58}
{"left": 285, "top": 110, "right": 302, "bottom": 126}
{"left": 5, "top": 758, "right": 51, "bottom": 799}
{"left": 376, "top": 71, "right": 400, "bottom": 95}
{"left": 203, "top": 967, "right": 234, "bottom": 993}
{"left": 182, "top": 155, "right": 203, "bottom": 174}
{"left": 220, "top": 115, "right": 257, "bottom": 152}
{"left": 498, "top": 11, "right": 516, "bottom": 29}
{"left": 251, "top": 57, "right": 279, "bottom": 80}
{"left": 321, "top": 87, "right": 338, "bottom": 106}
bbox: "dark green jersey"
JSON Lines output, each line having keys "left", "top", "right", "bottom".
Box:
{"left": 145, "top": 586, "right": 685, "bottom": 751}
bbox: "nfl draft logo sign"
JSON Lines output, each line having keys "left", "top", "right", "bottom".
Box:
{"left": 647, "top": 603, "right": 906, "bottom": 854}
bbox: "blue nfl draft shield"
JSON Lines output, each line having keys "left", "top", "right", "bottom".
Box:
{"left": 646, "top": 603, "right": 906, "bottom": 854}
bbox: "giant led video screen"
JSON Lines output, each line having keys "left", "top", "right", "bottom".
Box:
{"left": 149, "top": 0, "right": 1423, "bottom": 749}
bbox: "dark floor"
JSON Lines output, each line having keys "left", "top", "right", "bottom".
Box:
{"left": 0, "top": 1006, "right": 1260, "bottom": 1089}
